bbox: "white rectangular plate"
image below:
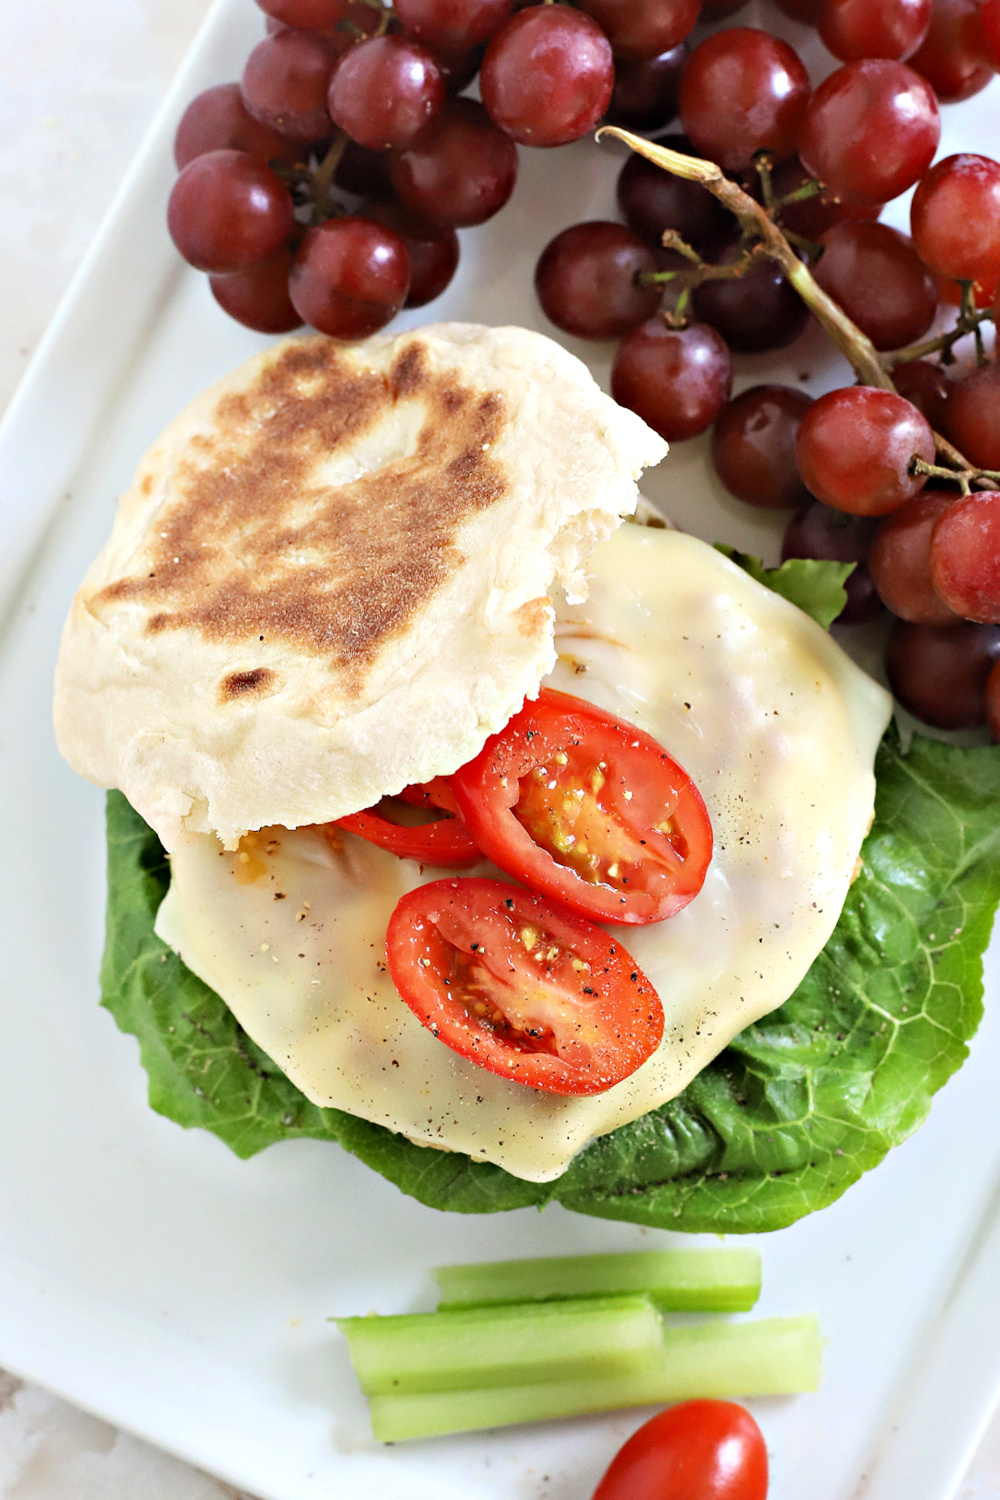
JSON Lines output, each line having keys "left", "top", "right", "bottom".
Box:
{"left": 0, "top": 3, "right": 998, "bottom": 1498}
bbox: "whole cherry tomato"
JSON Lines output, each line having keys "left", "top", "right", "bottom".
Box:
{"left": 592, "top": 1400, "right": 768, "bottom": 1500}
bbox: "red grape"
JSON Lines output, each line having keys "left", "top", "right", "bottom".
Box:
{"left": 167, "top": 149, "right": 295, "bottom": 273}
{"left": 534, "top": 222, "right": 662, "bottom": 340}
{"left": 812, "top": 222, "right": 937, "bottom": 352}
{"left": 265, "top": 13, "right": 343, "bottom": 42}
{"left": 712, "top": 385, "right": 813, "bottom": 509}
{"left": 770, "top": 156, "right": 882, "bottom": 241}
{"left": 773, "top": 0, "right": 823, "bottom": 21}
{"left": 891, "top": 359, "right": 952, "bottom": 431}
{"left": 868, "top": 490, "right": 959, "bottom": 623}
{"left": 984, "top": 0, "right": 1000, "bottom": 65}
{"left": 693, "top": 249, "right": 809, "bottom": 353}
{"left": 242, "top": 28, "right": 340, "bottom": 142}
{"left": 257, "top": 0, "right": 362, "bottom": 27}
{"left": 360, "top": 197, "right": 459, "bottom": 305}
{"left": 886, "top": 619, "right": 1000, "bottom": 726}
{"left": 611, "top": 319, "right": 732, "bottom": 441}
{"left": 818, "top": 0, "right": 932, "bottom": 61}
{"left": 394, "top": 0, "right": 512, "bottom": 53}
{"left": 575, "top": 0, "right": 700, "bottom": 58}
{"left": 909, "top": 0, "right": 995, "bottom": 100}
{"left": 174, "top": 83, "right": 302, "bottom": 170}
{"left": 288, "top": 215, "right": 410, "bottom": 335}
{"left": 262, "top": 0, "right": 382, "bottom": 45}
{"left": 798, "top": 60, "right": 939, "bottom": 207}
{"left": 604, "top": 45, "right": 687, "bottom": 132}
{"left": 328, "top": 35, "right": 444, "bottom": 150}
{"left": 700, "top": 0, "right": 751, "bottom": 16}
{"left": 910, "top": 155, "right": 1000, "bottom": 294}
{"left": 987, "top": 658, "right": 1000, "bottom": 740}
{"left": 782, "top": 501, "right": 881, "bottom": 621}
{"left": 390, "top": 98, "right": 518, "bottom": 226}
{"left": 434, "top": 44, "right": 485, "bottom": 93}
{"left": 946, "top": 363, "right": 1000, "bottom": 471}
{"left": 334, "top": 138, "right": 395, "bottom": 196}
{"left": 617, "top": 134, "right": 732, "bottom": 255}
{"left": 795, "top": 386, "right": 935, "bottom": 515}
{"left": 209, "top": 248, "right": 303, "bottom": 332}
{"left": 480, "top": 7, "right": 613, "bottom": 148}
{"left": 929, "top": 492, "right": 1000, "bottom": 622}
{"left": 679, "top": 29, "right": 810, "bottom": 173}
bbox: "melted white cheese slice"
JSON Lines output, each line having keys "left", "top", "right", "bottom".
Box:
{"left": 155, "top": 527, "right": 892, "bottom": 1182}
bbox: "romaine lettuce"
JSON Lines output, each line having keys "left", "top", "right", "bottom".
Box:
{"left": 101, "top": 719, "right": 1000, "bottom": 1233}
{"left": 99, "top": 556, "right": 1000, "bottom": 1232}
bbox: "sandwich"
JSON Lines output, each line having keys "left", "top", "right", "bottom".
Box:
{"left": 54, "top": 323, "right": 1000, "bottom": 1234}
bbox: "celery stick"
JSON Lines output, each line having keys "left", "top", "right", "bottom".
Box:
{"left": 337, "top": 1294, "right": 664, "bottom": 1397}
{"left": 368, "top": 1315, "right": 822, "bottom": 1442}
{"left": 434, "top": 1248, "right": 762, "bottom": 1313}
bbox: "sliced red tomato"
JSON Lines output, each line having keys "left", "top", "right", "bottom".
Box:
{"left": 335, "top": 783, "right": 479, "bottom": 867}
{"left": 449, "top": 688, "right": 712, "bottom": 925}
{"left": 592, "top": 1401, "right": 768, "bottom": 1500}
{"left": 386, "top": 878, "right": 664, "bottom": 1095}
{"left": 397, "top": 776, "right": 461, "bottom": 815}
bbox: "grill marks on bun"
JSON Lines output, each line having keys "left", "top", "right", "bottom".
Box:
{"left": 219, "top": 667, "right": 278, "bottom": 702}
{"left": 54, "top": 323, "right": 667, "bottom": 849}
{"left": 97, "top": 339, "right": 510, "bottom": 682}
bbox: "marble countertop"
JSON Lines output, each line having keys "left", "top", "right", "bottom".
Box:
{"left": 2, "top": 1, "right": 998, "bottom": 1496}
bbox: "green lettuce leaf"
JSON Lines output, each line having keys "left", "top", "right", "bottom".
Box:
{"left": 715, "top": 548, "right": 853, "bottom": 630}
{"left": 101, "top": 724, "right": 1000, "bottom": 1233}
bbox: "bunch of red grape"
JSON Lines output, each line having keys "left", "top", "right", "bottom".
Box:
{"left": 167, "top": 0, "right": 1000, "bottom": 739}
{"left": 707, "top": 137, "right": 1000, "bottom": 741}
{"left": 528, "top": 12, "right": 1000, "bottom": 739}
{"left": 167, "top": 0, "right": 639, "bottom": 336}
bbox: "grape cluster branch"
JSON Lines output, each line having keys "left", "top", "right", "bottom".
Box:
{"left": 640, "top": 235, "right": 771, "bottom": 328}
{"left": 310, "top": 131, "right": 349, "bottom": 222}
{"left": 644, "top": 232, "right": 771, "bottom": 278}
{"left": 885, "top": 299, "right": 996, "bottom": 370}
{"left": 598, "top": 128, "right": 890, "bottom": 382}
{"left": 911, "top": 455, "right": 1000, "bottom": 496}
{"left": 598, "top": 126, "right": 996, "bottom": 490}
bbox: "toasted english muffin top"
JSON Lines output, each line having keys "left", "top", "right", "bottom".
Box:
{"left": 54, "top": 323, "right": 666, "bottom": 848}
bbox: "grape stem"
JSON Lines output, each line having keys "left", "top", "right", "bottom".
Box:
{"left": 596, "top": 126, "right": 992, "bottom": 487}
{"left": 655, "top": 229, "right": 704, "bottom": 267}
{"left": 310, "top": 131, "right": 349, "bottom": 224}
{"left": 640, "top": 234, "right": 770, "bottom": 281}
{"left": 598, "top": 129, "right": 889, "bottom": 382}
{"left": 640, "top": 237, "right": 771, "bottom": 328}
{"left": 755, "top": 151, "right": 776, "bottom": 209}
{"left": 774, "top": 177, "right": 827, "bottom": 209}
{"left": 884, "top": 305, "right": 995, "bottom": 369}
{"left": 911, "top": 456, "right": 1000, "bottom": 496}
{"left": 781, "top": 226, "right": 824, "bottom": 257}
